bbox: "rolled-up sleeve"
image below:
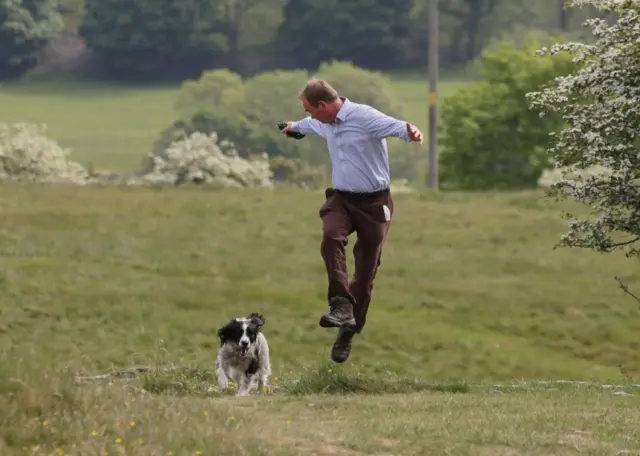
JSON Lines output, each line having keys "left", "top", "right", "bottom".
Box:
{"left": 290, "top": 117, "right": 325, "bottom": 137}
{"left": 364, "top": 107, "right": 412, "bottom": 142}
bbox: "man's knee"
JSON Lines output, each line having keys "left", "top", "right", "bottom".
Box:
{"left": 323, "top": 229, "right": 348, "bottom": 243}
{"left": 321, "top": 230, "right": 349, "bottom": 265}
{"left": 360, "top": 229, "right": 386, "bottom": 249}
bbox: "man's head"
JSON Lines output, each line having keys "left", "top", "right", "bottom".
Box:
{"left": 299, "top": 79, "right": 342, "bottom": 123}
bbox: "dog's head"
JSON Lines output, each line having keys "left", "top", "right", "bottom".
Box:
{"left": 217, "top": 313, "right": 266, "bottom": 357}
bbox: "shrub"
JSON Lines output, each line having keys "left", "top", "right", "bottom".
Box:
{"left": 269, "top": 156, "right": 327, "bottom": 189}
{"left": 314, "top": 61, "right": 405, "bottom": 116}
{"left": 439, "top": 35, "right": 577, "bottom": 190}
{"left": 153, "top": 68, "right": 318, "bottom": 165}
{"left": 154, "top": 61, "right": 422, "bottom": 183}
{"left": 242, "top": 69, "right": 321, "bottom": 163}
{"left": 151, "top": 69, "right": 252, "bottom": 159}
{"left": 173, "top": 68, "right": 245, "bottom": 120}
{"left": 0, "top": 123, "right": 89, "bottom": 184}
{"left": 143, "top": 131, "right": 273, "bottom": 189}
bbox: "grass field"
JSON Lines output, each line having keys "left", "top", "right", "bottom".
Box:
{"left": 1, "top": 71, "right": 640, "bottom": 454}
{"left": 1, "top": 184, "right": 640, "bottom": 454}
{"left": 0, "top": 74, "right": 467, "bottom": 171}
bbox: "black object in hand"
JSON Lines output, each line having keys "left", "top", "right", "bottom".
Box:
{"left": 278, "top": 122, "right": 305, "bottom": 140}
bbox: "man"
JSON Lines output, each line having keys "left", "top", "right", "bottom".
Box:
{"left": 281, "top": 78, "right": 423, "bottom": 363}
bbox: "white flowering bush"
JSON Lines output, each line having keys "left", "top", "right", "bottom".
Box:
{"left": 527, "top": 0, "right": 640, "bottom": 256}
{"left": 0, "top": 123, "right": 89, "bottom": 184}
{"left": 143, "top": 131, "right": 274, "bottom": 188}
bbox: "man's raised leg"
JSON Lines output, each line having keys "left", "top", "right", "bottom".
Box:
{"left": 349, "top": 194, "right": 394, "bottom": 333}
{"left": 330, "top": 243, "right": 384, "bottom": 364}
{"left": 330, "top": 194, "right": 393, "bottom": 363}
{"left": 318, "top": 190, "right": 356, "bottom": 329}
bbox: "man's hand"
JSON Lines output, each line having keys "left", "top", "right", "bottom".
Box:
{"left": 278, "top": 121, "right": 306, "bottom": 140}
{"left": 407, "top": 123, "right": 423, "bottom": 144}
{"left": 279, "top": 121, "right": 294, "bottom": 134}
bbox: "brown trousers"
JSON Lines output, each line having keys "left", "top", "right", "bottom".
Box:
{"left": 319, "top": 187, "right": 394, "bottom": 333}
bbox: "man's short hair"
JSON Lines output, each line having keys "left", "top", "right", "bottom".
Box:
{"left": 299, "top": 78, "right": 339, "bottom": 107}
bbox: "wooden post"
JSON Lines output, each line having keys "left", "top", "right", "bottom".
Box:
{"left": 427, "top": 0, "right": 439, "bottom": 190}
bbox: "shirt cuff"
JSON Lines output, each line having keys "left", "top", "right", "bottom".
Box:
{"left": 289, "top": 121, "right": 301, "bottom": 133}
{"left": 400, "top": 122, "right": 412, "bottom": 142}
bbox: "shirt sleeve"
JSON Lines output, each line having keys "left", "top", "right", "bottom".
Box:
{"left": 289, "top": 117, "right": 325, "bottom": 137}
{"left": 363, "top": 107, "right": 413, "bottom": 142}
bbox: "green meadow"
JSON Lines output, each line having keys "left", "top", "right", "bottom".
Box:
{"left": 1, "top": 74, "right": 639, "bottom": 455}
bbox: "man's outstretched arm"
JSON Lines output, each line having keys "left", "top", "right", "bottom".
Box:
{"left": 364, "top": 107, "right": 423, "bottom": 143}
{"left": 282, "top": 117, "right": 325, "bottom": 137}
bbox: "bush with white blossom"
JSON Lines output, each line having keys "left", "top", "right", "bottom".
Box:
{"left": 0, "top": 123, "right": 89, "bottom": 184}
{"left": 526, "top": 0, "right": 640, "bottom": 256}
{"left": 143, "top": 131, "right": 274, "bottom": 188}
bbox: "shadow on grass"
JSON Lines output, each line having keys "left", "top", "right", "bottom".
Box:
{"left": 141, "top": 365, "right": 223, "bottom": 397}
{"left": 279, "top": 363, "right": 470, "bottom": 396}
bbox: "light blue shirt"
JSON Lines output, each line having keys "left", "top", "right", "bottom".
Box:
{"left": 290, "top": 97, "right": 414, "bottom": 193}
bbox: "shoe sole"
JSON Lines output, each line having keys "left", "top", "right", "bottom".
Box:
{"left": 331, "top": 337, "right": 354, "bottom": 363}
{"left": 331, "top": 352, "right": 350, "bottom": 363}
{"left": 319, "top": 315, "right": 356, "bottom": 328}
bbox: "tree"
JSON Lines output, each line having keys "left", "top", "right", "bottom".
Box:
{"left": 439, "top": 0, "right": 502, "bottom": 61}
{"left": 57, "top": 0, "right": 85, "bottom": 30}
{"left": 558, "top": 0, "right": 572, "bottom": 30}
{"left": 0, "top": 0, "right": 63, "bottom": 79}
{"left": 526, "top": 0, "right": 640, "bottom": 257}
{"left": 79, "top": 0, "right": 227, "bottom": 80}
{"left": 276, "top": 0, "right": 411, "bottom": 71}
{"left": 217, "top": 0, "right": 260, "bottom": 71}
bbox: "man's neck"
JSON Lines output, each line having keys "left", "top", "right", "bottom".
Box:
{"left": 331, "top": 97, "right": 345, "bottom": 121}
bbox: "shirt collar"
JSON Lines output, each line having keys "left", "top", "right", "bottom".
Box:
{"left": 335, "top": 97, "right": 352, "bottom": 122}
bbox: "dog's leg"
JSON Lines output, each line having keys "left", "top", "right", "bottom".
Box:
{"left": 258, "top": 360, "right": 271, "bottom": 391}
{"left": 236, "top": 374, "right": 255, "bottom": 397}
{"left": 229, "top": 368, "right": 242, "bottom": 391}
{"left": 259, "top": 372, "right": 270, "bottom": 391}
{"left": 215, "top": 358, "right": 229, "bottom": 393}
{"left": 260, "top": 339, "right": 272, "bottom": 390}
{"left": 248, "top": 375, "right": 259, "bottom": 394}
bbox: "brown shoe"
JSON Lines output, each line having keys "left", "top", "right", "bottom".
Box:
{"left": 319, "top": 296, "right": 356, "bottom": 328}
{"left": 331, "top": 327, "right": 355, "bottom": 363}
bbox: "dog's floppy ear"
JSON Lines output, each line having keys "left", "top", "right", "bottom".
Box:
{"left": 217, "top": 320, "right": 234, "bottom": 345}
{"left": 247, "top": 312, "right": 265, "bottom": 330}
{"left": 217, "top": 326, "right": 226, "bottom": 345}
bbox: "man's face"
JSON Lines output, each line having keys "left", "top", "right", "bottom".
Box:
{"left": 301, "top": 97, "right": 334, "bottom": 123}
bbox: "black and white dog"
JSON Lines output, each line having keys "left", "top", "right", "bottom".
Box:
{"left": 215, "top": 312, "right": 272, "bottom": 396}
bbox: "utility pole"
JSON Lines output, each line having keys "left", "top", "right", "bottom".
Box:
{"left": 427, "top": 0, "right": 439, "bottom": 190}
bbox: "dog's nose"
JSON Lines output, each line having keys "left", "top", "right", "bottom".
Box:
{"left": 241, "top": 341, "right": 249, "bottom": 347}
